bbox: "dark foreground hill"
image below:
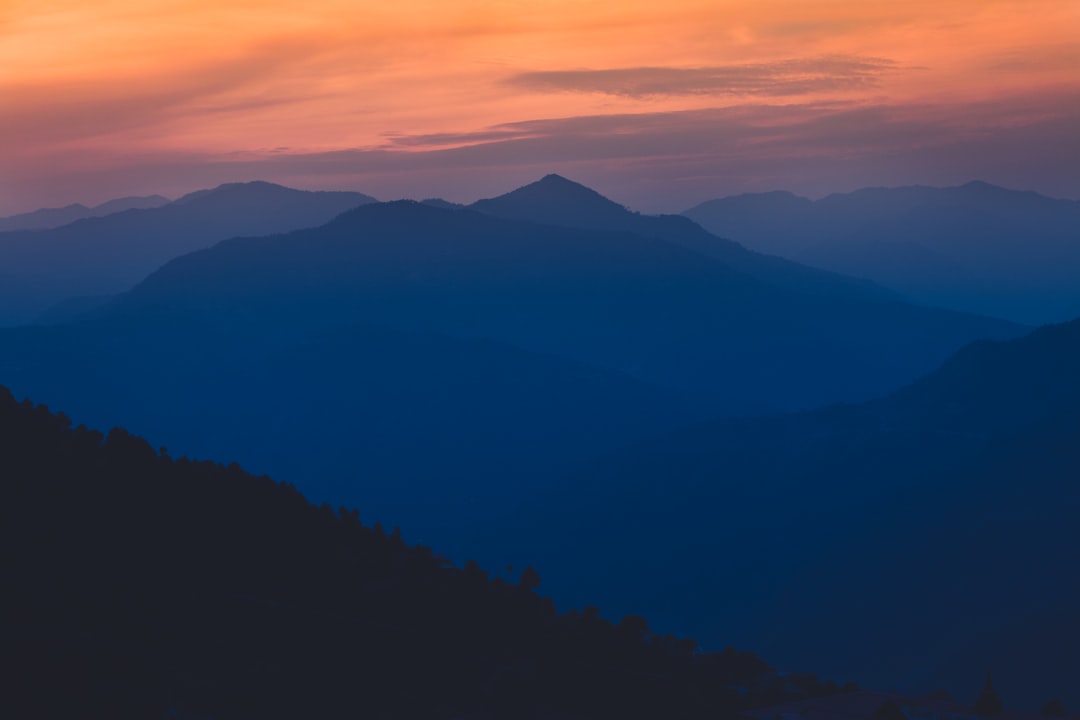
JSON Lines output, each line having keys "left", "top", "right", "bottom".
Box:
{"left": 490, "top": 318, "right": 1080, "bottom": 708}
{"left": 0, "top": 182, "right": 375, "bottom": 325}
{"left": 684, "top": 182, "right": 1080, "bottom": 325}
{"left": 0, "top": 386, "right": 842, "bottom": 719}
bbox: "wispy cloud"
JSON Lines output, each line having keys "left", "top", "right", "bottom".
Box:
{"left": 989, "top": 42, "right": 1080, "bottom": 73}
{"left": 503, "top": 56, "right": 903, "bottom": 98}
{"left": 8, "top": 90, "right": 1076, "bottom": 217}
{"left": 0, "top": 38, "right": 329, "bottom": 147}
{"left": 382, "top": 128, "right": 542, "bottom": 149}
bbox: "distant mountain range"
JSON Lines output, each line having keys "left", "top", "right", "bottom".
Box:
{"left": 0, "top": 182, "right": 375, "bottom": 325}
{"left": 489, "top": 316, "right": 1080, "bottom": 708}
{"left": 0, "top": 177, "right": 1022, "bottom": 549}
{"left": 684, "top": 182, "right": 1080, "bottom": 325}
{"left": 0, "top": 194, "right": 170, "bottom": 232}
{"left": 1, "top": 173, "right": 1076, "bottom": 712}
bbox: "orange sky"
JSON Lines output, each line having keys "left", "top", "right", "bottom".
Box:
{"left": 2, "top": 0, "right": 1078, "bottom": 213}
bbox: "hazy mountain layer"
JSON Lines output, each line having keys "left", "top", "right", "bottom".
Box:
{"left": 490, "top": 318, "right": 1080, "bottom": 708}
{"left": 0, "top": 175, "right": 1072, "bottom": 713}
{"left": 0, "top": 190, "right": 1024, "bottom": 557}
{"left": 120, "top": 194, "right": 1021, "bottom": 413}
{"left": 0, "top": 194, "right": 170, "bottom": 232}
{"left": 0, "top": 314, "right": 695, "bottom": 543}
{"left": 472, "top": 174, "right": 891, "bottom": 301}
{"left": 0, "top": 181, "right": 376, "bottom": 325}
{"left": 684, "top": 182, "right": 1080, "bottom": 324}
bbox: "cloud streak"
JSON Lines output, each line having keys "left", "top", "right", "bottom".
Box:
{"left": 503, "top": 56, "right": 903, "bottom": 98}
{"left": 6, "top": 90, "right": 1076, "bottom": 217}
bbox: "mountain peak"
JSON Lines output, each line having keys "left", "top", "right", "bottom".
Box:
{"left": 500, "top": 174, "right": 618, "bottom": 202}
{"left": 536, "top": 172, "right": 578, "bottom": 186}
{"left": 469, "top": 174, "right": 633, "bottom": 229}
{"left": 519, "top": 173, "right": 618, "bottom": 202}
{"left": 956, "top": 179, "right": 1012, "bottom": 196}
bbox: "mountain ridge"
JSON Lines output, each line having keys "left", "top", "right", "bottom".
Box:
{"left": 0, "top": 382, "right": 844, "bottom": 719}
{"left": 0, "top": 189, "right": 1024, "bottom": 570}
{"left": 0, "top": 182, "right": 378, "bottom": 326}
{"left": 0, "top": 194, "right": 171, "bottom": 232}
{"left": 471, "top": 174, "right": 900, "bottom": 302}
{"left": 684, "top": 182, "right": 1080, "bottom": 324}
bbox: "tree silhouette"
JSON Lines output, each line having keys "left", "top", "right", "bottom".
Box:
{"left": 974, "top": 671, "right": 1004, "bottom": 716}
{"left": 618, "top": 614, "right": 650, "bottom": 640}
{"left": 0, "top": 385, "right": 853, "bottom": 719}
{"left": 519, "top": 565, "right": 541, "bottom": 591}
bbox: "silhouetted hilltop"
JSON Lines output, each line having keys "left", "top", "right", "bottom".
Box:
{"left": 684, "top": 183, "right": 1080, "bottom": 324}
{"left": 0, "top": 181, "right": 376, "bottom": 326}
{"left": 493, "top": 318, "right": 1080, "bottom": 708}
{"left": 0, "top": 194, "right": 170, "bottom": 232}
{"left": 0, "top": 385, "right": 842, "bottom": 719}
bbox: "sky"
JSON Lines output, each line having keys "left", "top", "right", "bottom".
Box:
{"left": 2, "top": 0, "right": 1079, "bottom": 215}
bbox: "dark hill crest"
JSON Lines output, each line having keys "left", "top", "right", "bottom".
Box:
{"left": 0, "top": 383, "right": 841, "bottom": 718}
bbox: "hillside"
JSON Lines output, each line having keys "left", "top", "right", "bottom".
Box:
{"left": 0, "top": 385, "right": 842, "bottom": 719}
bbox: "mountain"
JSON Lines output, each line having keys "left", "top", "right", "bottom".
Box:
{"left": 0, "top": 195, "right": 1022, "bottom": 555}
{"left": 0, "top": 313, "right": 696, "bottom": 543}
{"left": 0, "top": 181, "right": 376, "bottom": 326}
{"left": 684, "top": 182, "right": 1080, "bottom": 324}
{"left": 110, "top": 198, "right": 1019, "bottom": 413}
{"left": 488, "top": 317, "right": 1080, "bottom": 708}
{"left": 471, "top": 173, "right": 646, "bottom": 231}
{"left": 0, "top": 194, "right": 170, "bottom": 232}
{"left": 471, "top": 174, "right": 890, "bottom": 300}
{"left": 0, "top": 385, "right": 844, "bottom": 720}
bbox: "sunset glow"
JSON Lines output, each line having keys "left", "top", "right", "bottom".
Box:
{"left": 2, "top": 0, "right": 1078, "bottom": 212}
